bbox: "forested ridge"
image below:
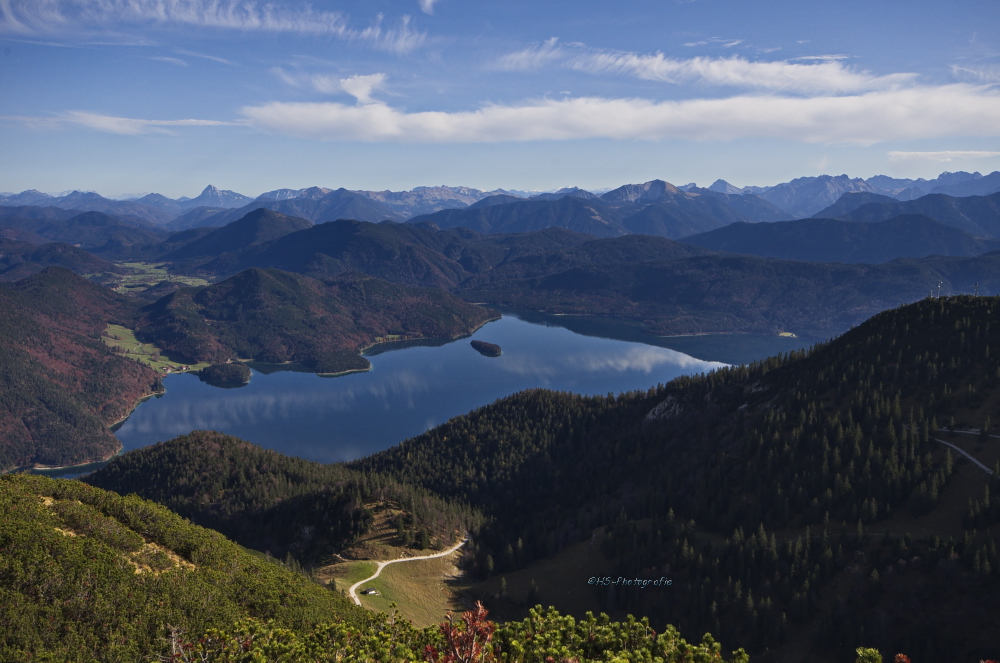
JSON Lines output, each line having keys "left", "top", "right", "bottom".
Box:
{"left": 85, "top": 431, "right": 479, "bottom": 564}
{"left": 134, "top": 267, "right": 497, "bottom": 373}
{"left": 0, "top": 267, "right": 159, "bottom": 471}
{"left": 352, "top": 295, "right": 1000, "bottom": 661}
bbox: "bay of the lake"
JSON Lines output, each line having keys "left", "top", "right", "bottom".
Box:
{"left": 111, "top": 312, "right": 803, "bottom": 465}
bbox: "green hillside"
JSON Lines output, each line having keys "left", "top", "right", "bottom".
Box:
{"left": 0, "top": 473, "right": 362, "bottom": 661}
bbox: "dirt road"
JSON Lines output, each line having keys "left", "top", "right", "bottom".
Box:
{"left": 348, "top": 536, "right": 468, "bottom": 606}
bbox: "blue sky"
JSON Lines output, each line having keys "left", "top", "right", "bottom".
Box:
{"left": 2, "top": 0, "right": 999, "bottom": 198}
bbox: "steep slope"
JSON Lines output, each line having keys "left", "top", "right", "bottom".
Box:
{"left": 680, "top": 214, "right": 1000, "bottom": 263}
{"left": 755, "top": 174, "right": 889, "bottom": 217}
{"left": 0, "top": 473, "right": 360, "bottom": 662}
{"left": 409, "top": 196, "right": 627, "bottom": 237}
{"left": 177, "top": 184, "right": 253, "bottom": 210}
{"left": 836, "top": 192, "right": 1000, "bottom": 237}
{"left": 930, "top": 170, "right": 1000, "bottom": 197}
{"left": 354, "top": 295, "right": 1000, "bottom": 661}
{"left": 159, "top": 208, "right": 313, "bottom": 260}
{"left": 0, "top": 268, "right": 159, "bottom": 471}
{"left": 134, "top": 267, "right": 496, "bottom": 372}
{"left": 460, "top": 251, "right": 1000, "bottom": 337}
{"left": 199, "top": 219, "right": 476, "bottom": 288}
{"left": 410, "top": 180, "right": 785, "bottom": 240}
{"left": 812, "top": 191, "right": 900, "bottom": 218}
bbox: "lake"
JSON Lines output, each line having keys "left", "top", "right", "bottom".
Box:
{"left": 96, "top": 312, "right": 810, "bottom": 467}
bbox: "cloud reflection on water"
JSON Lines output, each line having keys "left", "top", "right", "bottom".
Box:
{"left": 116, "top": 314, "right": 731, "bottom": 461}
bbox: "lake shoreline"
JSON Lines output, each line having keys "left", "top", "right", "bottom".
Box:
{"left": 2, "top": 383, "right": 167, "bottom": 476}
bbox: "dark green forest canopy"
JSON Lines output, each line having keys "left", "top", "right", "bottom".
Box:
{"left": 459, "top": 251, "right": 1000, "bottom": 337}
{"left": 85, "top": 430, "right": 478, "bottom": 563}
{"left": 133, "top": 267, "right": 497, "bottom": 370}
{"left": 352, "top": 295, "right": 1000, "bottom": 660}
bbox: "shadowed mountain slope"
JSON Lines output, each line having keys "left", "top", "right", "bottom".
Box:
{"left": 0, "top": 240, "right": 121, "bottom": 281}
{"left": 460, "top": 251, "right": 1000, "bottom": 337}
{"left": 160, "top": 208, "right": 313, "bottom": 260}
{"left": 134, "top": 267, "right": 496, "bottom": 372}
{"left": 352, "top": 294, "right": 1000, "bottom": 661}
{"left": 811, "top": 191, "right": 900, "bottom": 218}
{"left": 681, "top": 215, "right": 1000, "bottom": 263}
{"left": 834, "top": 192, "right": 1000, "bottom": 237}
{"left": 168, "top": 188, "right": 404, "bottom": 230}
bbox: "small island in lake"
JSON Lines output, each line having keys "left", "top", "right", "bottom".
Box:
{"left": 198, "top": 362, "right": 252, "bottom": 388}
{"left": 470, "top": 340, "right": 502, "bottom": 357}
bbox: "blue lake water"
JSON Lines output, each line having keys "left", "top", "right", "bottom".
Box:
{"left": 111, "top": 312, "right": 735, "bottom": 464}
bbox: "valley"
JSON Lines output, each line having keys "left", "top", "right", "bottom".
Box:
{"left": 4, "top": 173, "right": 1000, "bottom": 663}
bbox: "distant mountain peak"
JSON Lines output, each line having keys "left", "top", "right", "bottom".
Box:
{"left": 600, "top": 179, "right": 681, "bottom": 205}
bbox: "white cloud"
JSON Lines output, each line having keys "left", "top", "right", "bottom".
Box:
{"left": 271, "top": 68, "right": 389, "bottom": 103}
{"left": 419, "top": 0, "right": 439, "bottom": 15}
{"left": 888, "top": 150, "right": 1000, "bottom": 163}
{"left": 239, "top": 84, "right": 1000, "bottom": 145}
{"left": 495, "top": 42, "right": 915, "bottom": 94}
{"left": 0, "top": 0, "right": 427, "bottom": 53}
{"left": 338, "top": 73, "right": 387, "bottom": 104}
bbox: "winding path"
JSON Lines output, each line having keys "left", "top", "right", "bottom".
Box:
{"left": 347, "top": 536, "right": 468, "bottom": 606}
{"left": 932, "top": 435, "right": 994, "bottom": 475}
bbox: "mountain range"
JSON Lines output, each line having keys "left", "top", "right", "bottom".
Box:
{"left": 710, "top": 170, "right": 1000, "bottom": 217}
{"left": 6, "top": 170, "right": 999, "bottom": 235}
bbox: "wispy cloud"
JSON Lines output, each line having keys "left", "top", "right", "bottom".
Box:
{"left": 0, "top": 0, "right": 427, "bottom": 53}
{"left": 151, "top": 55, "right": 187, "bottom": 66}
{"left": 950, "top": 63, "right": 1000, "bottom": 83}
{"left": 494, "top": 41, "right": 915, "bottom": 94}
{"left": 239, "top": 84, "right": 1000, "bottom": 145}
{"left": 1, "top": 111, "right": 244, "bottom": 134}
{"left": 175, "top": 49, "right": 235, "bottom": 65}
{"left": 888, "top": 150, "right": 1000, "bottom": 163}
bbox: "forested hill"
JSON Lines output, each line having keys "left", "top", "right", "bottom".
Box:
{"left": 353, "top": 294, "right": 1000, "bottom": 661}
{"left": 134, "top": 267, "right": 497, "bottom": 373}
{"left": 459, "top": 250, "right": 1000, "bottom": 337}
{"left": 85, "top": 430, "right": 477, "bottom": 563}
{"left": 0, "top": 267, "right": 157, "bottom": 472}
{"left": 679, "top": 214, "right": 1000, "bottom": 264}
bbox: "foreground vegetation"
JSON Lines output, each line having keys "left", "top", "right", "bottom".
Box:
{"left": 2, "top": 473, "right": 752, "bottom": 662}
{"left": 0, "top": 473, "right": 361, "bottom": 661}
